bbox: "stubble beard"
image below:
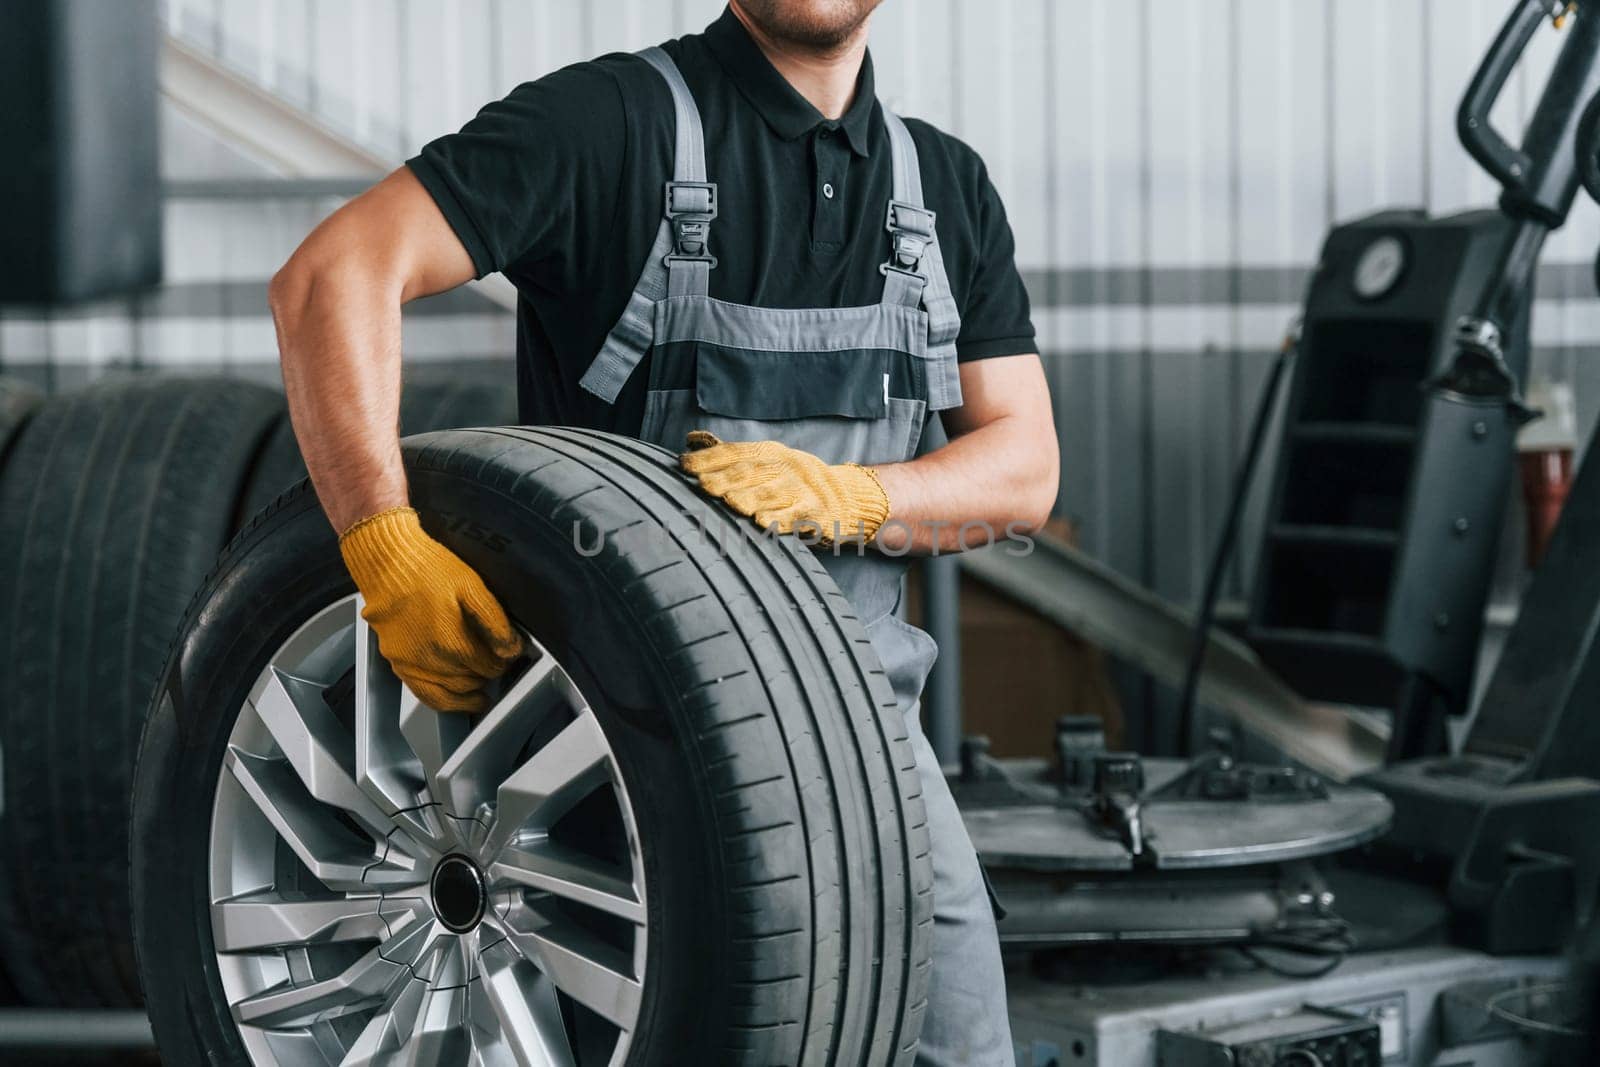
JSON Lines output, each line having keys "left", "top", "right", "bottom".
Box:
{"left": 733, "top": 0, "right": 882, "bottom": 51}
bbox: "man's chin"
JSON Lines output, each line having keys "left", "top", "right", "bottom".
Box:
{"left": 734, "top": 0, "right": 881, "bottom": 51}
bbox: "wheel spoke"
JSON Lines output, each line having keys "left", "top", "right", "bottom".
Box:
{"left": 351, "top": 606, "right": 450, "bottom": 847}
{"left": 212, "top": 893, "right": 387, "bottom": 952}
{"left": 233, "top": 943, "right": 413, "bottom": 1030}
{"left": 355, "top": 605, "right": 426, "bottom": 815}
{"left": 235, "top": 915, "right": 441, "bottom": 1031}
{"left": 499, "top": 904, "right": 641, "bottom": 1031}
{"left": 400, "top": 680, "right": 474, "bottom": 796}
{"left": 339, "top": 975, "right": 428, "bottom": 1066}
{"left": 395, "top": 981, "right": 472, "bottom": 1067}
{"left": 226, "top": 747, "right": 412, "bottom": 890}
{"left": 253, "top": 666, "right": 396, "bottom": 839}
{"left": 477, "top": 939, "right": 578, "bottom": 1067}
{"left": 481, "top": 711, "right": 612, "bottom": 858}
{"left": 378, "top": 892, "right": 434, "bottom": 941}
{"left": 488, "top": 844, "right": 644, "bottom": 925}
{"left": 434, "top": 654, "right": 568, "bottom": 821}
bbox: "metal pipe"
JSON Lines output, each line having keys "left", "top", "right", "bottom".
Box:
{"left": 0, "top": 1009, "right": 154, "bottom": 1049}
{"left": 923, "top": 553, "right": 963, "bottom": 766}
{"left": 1174, "top": 327, "right": 1297, "bottom": 755}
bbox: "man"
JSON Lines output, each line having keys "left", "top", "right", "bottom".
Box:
{"left": 270, "top": 2, "right": 1057, "bottom": 1063}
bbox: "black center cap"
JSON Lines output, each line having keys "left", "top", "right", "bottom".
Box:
{"left": 430, "top": 854, "right": 487, "bottom": 933}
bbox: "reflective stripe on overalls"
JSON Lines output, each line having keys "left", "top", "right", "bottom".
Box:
{"left": 579, "top": 47, "right": 1015, "bottom": 1067}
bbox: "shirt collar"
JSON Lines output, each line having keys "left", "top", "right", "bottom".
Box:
{"left": 702, "top": 6, "right": 876, "bottom": 157}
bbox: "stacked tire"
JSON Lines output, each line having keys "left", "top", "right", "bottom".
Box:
{"left": 0, "top": 375, "right": 43, "bottom": 1005}
{"left": 0, "top": 373, "right": 516, "bottom": 1007}
{"left": 0, "top": 376, "right": 283, "bottom": 1006}
{"left": 0, "top": 377, "right": 40, "bottom": 463}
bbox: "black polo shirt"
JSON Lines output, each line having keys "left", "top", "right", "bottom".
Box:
{"left": 407, "top": 6, "right": 1036, "bottom": 433}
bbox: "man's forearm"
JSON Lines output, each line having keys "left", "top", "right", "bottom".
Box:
{"left": 268, "top": 167, "right": 477, "bottom": 536}
{"left": 270, "top": 265, "right": 408, "bottom": 535}
{"left": 872, "top": 411, "right": 1058, "bottom": 555}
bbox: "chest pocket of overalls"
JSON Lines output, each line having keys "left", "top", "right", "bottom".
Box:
{"left": 638, "top": 298, "right": 934, "bottom": 468}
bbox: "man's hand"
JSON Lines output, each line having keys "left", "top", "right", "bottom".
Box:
{"left": 339, "top": 506, "right": 524, "bottom": 712}
{"left": 679, "top": 431, "right": 890, "bottom": 545}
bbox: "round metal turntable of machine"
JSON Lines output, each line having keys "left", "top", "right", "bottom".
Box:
{"left": 953, "top": 743, "right": 1394, "bottom": 873}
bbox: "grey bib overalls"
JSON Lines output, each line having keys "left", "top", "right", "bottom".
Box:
{"left": 579, "top": 48, "right": 1015, "bottom": 1066}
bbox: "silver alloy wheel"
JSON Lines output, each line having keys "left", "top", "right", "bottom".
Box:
{"left": 209, "top": 595, "right": 648, "bottom": 1066}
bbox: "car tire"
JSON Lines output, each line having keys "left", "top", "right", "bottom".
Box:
{"left": 131, "top": 425, "right": 934, "bottom": 1066}
{"left": 0, "top": 376, "right": 41, "bottom": 470}
{"left": 0, "top": 376, "right": 284, "bottom": 1007}
{"left": 0, "top": 376, "right": 40, "bottom": 1006}
{"left": 235, "top": 379, "right": 519, "bottom": 529}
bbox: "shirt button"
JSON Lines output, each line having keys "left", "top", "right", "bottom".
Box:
{"left": 823, "top": 182, "right": 835, "bottom": 199}
{"left": 820, "top": 128, "right": 833, "bottom": 139}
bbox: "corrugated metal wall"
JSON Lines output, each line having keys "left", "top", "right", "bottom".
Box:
{"left": 3, "top": 0, "right": 1598, "bottom": 604}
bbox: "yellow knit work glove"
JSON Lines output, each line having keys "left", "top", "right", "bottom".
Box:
{"left": 678, "top": 431, "right": 891, "bottom": 545}
{"left": 338, "top": 506, "right": 525, "bottom": 713}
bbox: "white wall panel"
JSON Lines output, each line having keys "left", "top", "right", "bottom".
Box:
{"left": 402, "top": 2, "right": 467, "bottom": 151}
{"left": 590, "top": 0, "right": 677, "bottom": 55}
{"left": 352, "top": 0, "right": 403, "bottom": 153}
{"left": 455, "top": 0, "right": 499, "bottom": 131}
{"left": 310, "top": 2, "right": 361, "bottom": 137}
{"left": 1329, "top": 0, "right": 1429, "bottom": 218}
{"left": 492, "top": 1, "right": 541, "bottom": 96}
{"left": 1146, "top": 0, "right": 1233, "bottom": 600}
{"left": 218, "top": 0, "right": 272, "bottom": 83}
{"left": 1426, "top": 0, "right": 1490, "bottom": 214}
{"left": 529, "top": 0, "right": 595, "bottom": 86}
{"left": 873, "top": 0, "right": 959, "bottom": 132}
{"left": 952, "top": 1, "right": 1014, "bottom": 198}
{"left": 269, "top": 0, "right": 315, "bottom": 109}
{"left": 1035, "top": 0, "right": 1147, "bottom": 572}
{"left": 1236, "top": 0, "right": 1324, "bottom": 267}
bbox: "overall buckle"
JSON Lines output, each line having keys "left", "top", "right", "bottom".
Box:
{"left": 664, "top": 181, "right": 718, "bottom": 268}
{"left": 881, "top": 200, "right": 936, "bottom": 279}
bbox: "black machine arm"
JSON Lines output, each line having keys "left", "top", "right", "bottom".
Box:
{"left": 1581, "top": 81, "right": 1600, "bottom": 201}
{"left": 1578, "top": 87, "right": 1600, "bottom": 296}
{"left": 1460, "top": 0, "right": 1582, "bottom": 223}
{"left": 1443, "top": 0, "right": 1600, "bottom": 407}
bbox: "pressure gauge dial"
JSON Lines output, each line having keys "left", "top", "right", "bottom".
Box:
{"left": 1352, "top": 235, "right": 1407, "bottom": 301}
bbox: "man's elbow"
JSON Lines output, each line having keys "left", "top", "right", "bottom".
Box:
{"left": 1017, "top": 458, "right": 1059, "bottom": 533}
{"left": 268, "top": 253, "right": 315, "bottom": 329}
{"left": 1014, "top": 412, "right": 1059, "bottom": 531}
{"left": 269, "top": 222, "right": 401, "bottom": 330}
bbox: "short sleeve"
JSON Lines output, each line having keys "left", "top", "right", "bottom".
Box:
{"left": 406, "top": 61, "right": 628, "bottom": 280}
{"left": 956, "top": 163, "right": 1037, "bottom": 362}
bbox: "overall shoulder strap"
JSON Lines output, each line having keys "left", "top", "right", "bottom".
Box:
{"left": 580, "top": 45, "right": 715, "bottom": 404}
{"left": 880, "top": 109, "right": 963, "bottom": 411}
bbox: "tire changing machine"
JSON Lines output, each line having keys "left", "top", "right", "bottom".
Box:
{"left": 966, "top": 3, "right": 1600, "bottom": 1064}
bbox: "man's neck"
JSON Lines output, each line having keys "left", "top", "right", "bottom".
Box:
{"left": 728, "top": 2, "right": 869, "bottom": 121}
